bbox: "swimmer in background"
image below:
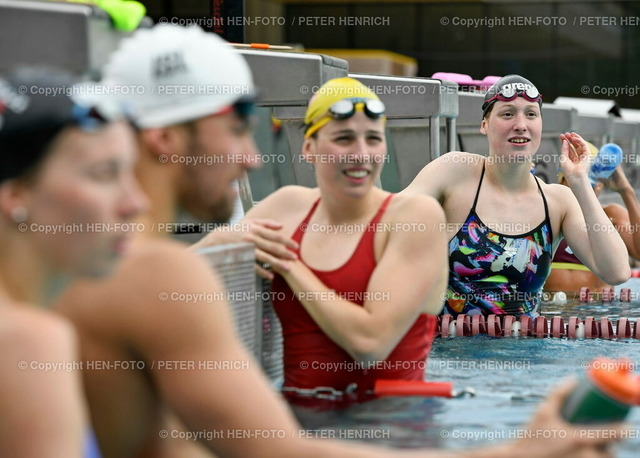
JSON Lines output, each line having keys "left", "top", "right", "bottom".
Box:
{"left": 0, "top": 68, "right": 146, "bottom": 457}
{"left": 195, "top": 76, "right": 449, "bottom": 401}
{"left": 402, "top": 74, "right": 629, "bottom": 317}
{"left": 545, "top": 156, "right": 640, "bottom": 293}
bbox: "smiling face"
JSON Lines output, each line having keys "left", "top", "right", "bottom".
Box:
{"left": 481, "top": 97, "right": 542, "bottom": 163}
{"left": 303, "top": 111, "right": 387, "bottom": 199}
{"left": 15, "top": 121, "right": 148, "bottom": 278}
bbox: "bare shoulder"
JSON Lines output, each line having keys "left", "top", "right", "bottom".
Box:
{"left": 386, "top": 192, "right": 446, "bottom": 224}
{"left": 604, "top": 203, "right": 628, "bottom": 220}
{"left": 0, "top": 306, "right": 76, "bottom": 355}
{"left": 121, "top": 238, "right": 223, "bottom": 293}
{"left": 57, "top": 238, "right": 225, "bottom": 328}
{"left": 246, "top": 185, "right": 319, "bottom": 219}
{"left": 539, "top": 181, "right": 575, "bottom": 212}
{"left": 403, "top": 151, "right": 484, "bottom": 196}
{"left": 92, "top": 238, "right": 235, "bottom": 347}
{"left": 426, "top": 151, "right": 484, "bottom": 174}
{"left": 538, "top": 180, "right": 572, "bottom": 196}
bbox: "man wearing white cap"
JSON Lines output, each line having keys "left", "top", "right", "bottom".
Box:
{"left": 55, "top": 24, "right": 625, "bottom": 458}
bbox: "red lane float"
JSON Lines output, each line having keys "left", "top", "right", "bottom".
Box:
{"left": 437, "top": 314, "right": 639, "bottom": 339}
{"left": 534, "top": 316, "right": 548, "bottom": 338}
{"left": 602, "top": 287, "right": 615, "bottom": 302}
{"left": 617, "top": 318, "right": 631, "bottom": 339}
{"left": 584, "top": 317, "right": 599, "bottom": 339}
{"left": 486, "top": 315, "right": 502, "bottom": 337}
{"left": 440, "top": 314, "right": 452, "bottom": 338}
{"left": 471, "top": 315, "right": 486, "bottom": 336}
{"left": 456, "top": 314, "right": 471, "bottom": 337}
{"left": 579, "top": 287, "right": 590, "bottom": 302}
{"left": 551, "top": 317, "right": 565, "bottom": 338}
{"left": 620, "top": 288, "right": 632, "bottom": 302}
{"left": 519, "top": 316, "right": 533, "bottom": 337}
{"left": 503, "top": 316, "right": 516, "bottom": 337}
{"left": 577, "top": 287, "right": 633, "bottom": 303}
{"left": 599, "top": 318, "right": 614, "bottom": 340}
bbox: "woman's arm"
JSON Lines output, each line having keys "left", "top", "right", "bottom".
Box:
{"left": 276, "top": 194, "right": 448, "bottom": 364}
{"left": 558, "top": 133, "right": 630, "bottom": 284}
{"left": 602, "top": 166, "right": 640, "bottom": 259}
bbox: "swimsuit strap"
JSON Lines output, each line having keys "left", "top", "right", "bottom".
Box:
{"left": 470, "top": 160, "right": 486, "bottom": 212}
{"left": 292, "top": 198, "right": 321, "bottom": 244}
{"left": 472, "top": 160, "right": 550, "bottom": 224}
{"left": 369, "top": 193, "right": 394, "bottom": 226}
{"left": 533, "top": 174, "right": 551, "bottom": 222}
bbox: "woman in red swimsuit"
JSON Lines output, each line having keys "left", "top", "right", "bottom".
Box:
{"left": 202, "top": 77, "right": 448, "bottom": 399}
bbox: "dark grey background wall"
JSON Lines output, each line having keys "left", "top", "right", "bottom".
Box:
{"left": 142, "top": 0, "right": 640, "bottom": 109}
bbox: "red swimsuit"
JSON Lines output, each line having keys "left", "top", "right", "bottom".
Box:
{"left": 271, "top": 194, "right": 436, "bottom": 395}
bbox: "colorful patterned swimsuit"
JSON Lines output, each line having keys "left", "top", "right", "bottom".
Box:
{"left": 444, "top": 163, "right": 553, "bottom": 317}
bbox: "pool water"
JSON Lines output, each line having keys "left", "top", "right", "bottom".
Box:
{"left": 291, "top": 280, "right": 640, "bottom": 456}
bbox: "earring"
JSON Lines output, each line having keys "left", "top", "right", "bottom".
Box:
{"left": 11, "top": 206, "right": 28, "bottom": 223}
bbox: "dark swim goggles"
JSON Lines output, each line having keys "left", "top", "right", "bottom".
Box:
{"left": 71, "top": 104, "right": 113, "bottom": 132}
{"left": 305, "top": 98, "right": 386, "bottom": 138}
{"left": 482, "top": 85, "right": 542, "bottom": 117}
{"left": 328, "top": 98, "right": 386, "bottom": 120}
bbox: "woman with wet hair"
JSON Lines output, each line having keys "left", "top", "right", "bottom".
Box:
{"left": 198, "top": 77, "right": 449, "bottom": 401}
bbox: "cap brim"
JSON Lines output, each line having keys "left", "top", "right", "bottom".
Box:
{"left": 136, "top": 92, "right": 256, "bottom": 128}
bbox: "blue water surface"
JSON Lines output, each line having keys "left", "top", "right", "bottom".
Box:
{"left": 291, "top": 279, "right": 640, "bottom": 456}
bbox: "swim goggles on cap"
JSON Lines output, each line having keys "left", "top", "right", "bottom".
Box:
{"left": 328, "top": 98, "right": 386, "bottom": 120}
{"left": 482, "top": 85, "right": 542, "bottom": 111}
{"left": 71, "top": 104, "right": 113, "bottom": 132}
{"left": 305, "top": 98, "right": 386, "bottom": 137}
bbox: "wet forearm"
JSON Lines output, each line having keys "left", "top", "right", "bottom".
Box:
{"left": 620, "top": 186, "right": 640, "bottom": 256}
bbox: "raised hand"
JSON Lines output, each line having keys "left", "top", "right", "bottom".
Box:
{"left": 559, "top": 132, "right": 592, "bottom": 182}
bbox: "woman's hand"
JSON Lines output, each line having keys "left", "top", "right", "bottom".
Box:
{"left": 241, "top": 219, "right": 299, "bottom": 280}
{"left": 559, "top": 132, "right": 592, "bottom": 182}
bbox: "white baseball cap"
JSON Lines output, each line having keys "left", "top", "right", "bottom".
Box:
{"left": 97, "top": 24, "right": 255, "bottom": 128}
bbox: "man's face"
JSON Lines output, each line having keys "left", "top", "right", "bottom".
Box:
{"left": 176, "top": 110, "right": 260, "bottom": 222}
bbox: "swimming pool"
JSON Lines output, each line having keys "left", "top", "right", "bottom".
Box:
{"left": 290, "top": 280, "right": 640, "bottom": 456}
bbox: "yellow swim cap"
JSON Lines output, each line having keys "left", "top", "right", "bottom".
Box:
{"left": 557, "top": 140, "right": 599, "bottom": 181}
{"left": 304, "top": 77, "right": 383, "bottom": 138}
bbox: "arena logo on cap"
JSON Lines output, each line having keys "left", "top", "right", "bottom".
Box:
{"left": 498, "top": 82, "right": 537, "bottom": 97}
{"left": 153, "top": 51, "right": 189, "bottom": 79}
